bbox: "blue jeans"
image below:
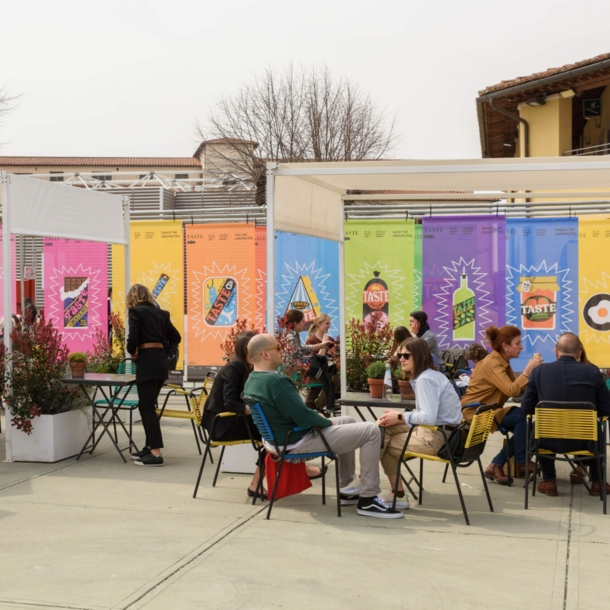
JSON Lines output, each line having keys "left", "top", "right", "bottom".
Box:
{"left": 491, "top": 407, "right": 526, "bottom": 466}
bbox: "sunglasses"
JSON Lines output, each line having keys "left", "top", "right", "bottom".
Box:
{"left": 398, "top": 352, "right": 412, "bottom": 360}
{"left": 266, "top": 345, "right": 282, "bottom": 352}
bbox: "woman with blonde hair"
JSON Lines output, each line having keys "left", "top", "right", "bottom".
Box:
{"left": 126, "top": 284, "right": 181, "bottom": 467}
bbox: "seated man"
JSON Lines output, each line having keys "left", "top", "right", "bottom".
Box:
{"left": 243, "top": 333, "right": 403, "bottom": 519}
{"left": 521, "top": 332, "right": 610, "bottom": 497}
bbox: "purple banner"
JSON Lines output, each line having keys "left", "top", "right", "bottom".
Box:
{"left": 422, "top": 216, "right": 506, "bottom": 350}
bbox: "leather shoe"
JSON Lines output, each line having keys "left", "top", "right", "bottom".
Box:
{"left": 589, "top": 481, "right": 610, "bottom": 496}
{"left": 570, "top": 465, "right": 588, "bottom": 485}
{"left": 247, "top": 487, "right": 268, "bottom": 501}
{"left": 485, "top": 463, "right": 512, "bottom": 485}
{"left": 537, "top": 479, "right": 558, "bottom": 496}
{"left": 516, "top": 461, "right": 536, "bottom": 478}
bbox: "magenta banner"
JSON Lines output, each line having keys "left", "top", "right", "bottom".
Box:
{"left": 0, "top": 228, "right": 17, "bottom": 317}
{"left": 422, "top": 216, "right": 506, "bottom": 350}
{"left": 44, "top": 238, "right": 108, "bottom": 353}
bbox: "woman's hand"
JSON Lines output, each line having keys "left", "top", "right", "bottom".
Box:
{"left": 377, "top": 409, "right": 403, "bottom": 427}
{"left": 244, "top": 405, "right": 251, "bottom": 415}
{"left": 311, "top": 341, "right": 332, "bottom": 352}
{"left": 523, "top": 353, "right": 544, "bottom": 377}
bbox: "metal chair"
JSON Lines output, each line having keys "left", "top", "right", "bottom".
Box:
{"left": 525, "top": 402, "right": 607, "bottom": 514}
{"left": 245, "top": 399, "right": 341, "bottom": 520}
{"left": 393, "top": 403, "right": 496, "bottom": 525}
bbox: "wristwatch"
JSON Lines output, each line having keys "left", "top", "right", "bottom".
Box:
{"left": 397, "top": 413, "right": 403, "bottom": 422}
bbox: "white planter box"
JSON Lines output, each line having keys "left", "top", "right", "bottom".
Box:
{"left": 11, "top": 409, "right": 92, "bottom": 463}
{"left": 220, "top": 444, "right": 258, "bottom": 474}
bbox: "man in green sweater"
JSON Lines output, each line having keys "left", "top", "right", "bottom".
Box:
{"left": 243, "top": 333, "right": 403, "bottom": 519}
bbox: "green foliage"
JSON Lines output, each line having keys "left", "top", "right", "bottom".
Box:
{"left": 87, "top": 313, "right": 125, "bottom": 374}
{"left": 366, "top": 361, "right": 387, "bottom": 379}
{"left": 69, "top": 352, "right": 87, "bottom": 363}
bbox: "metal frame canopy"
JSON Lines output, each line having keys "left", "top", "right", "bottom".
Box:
{"left": 264, "top": 156, "right": 610, "bottom": 396}
{"left": 1, "top": 172, "right": 131, "bottom": 462}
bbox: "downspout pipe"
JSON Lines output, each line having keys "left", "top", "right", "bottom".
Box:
{"left": 488, "top": 98, "right": 529, "bottom": 158}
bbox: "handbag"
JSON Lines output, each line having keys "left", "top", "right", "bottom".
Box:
{"left": 264, "top": 454, "right": 312, "bottom": 499}
{"left": 437, "top": 423, "right": 469, "bottom": 463}
{"left": 165, "top": 342, "right": 180, "bottom": 371}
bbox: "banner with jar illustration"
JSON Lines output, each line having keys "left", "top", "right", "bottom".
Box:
{"left": 186, "top": 223, "right": 255, "bottom": 366}
{"left": 422, "top": 216, "right": 506, "bottom": 350}
{"left": 254, "top": 225, "right": 267, "bottom": 331}
{"left": 274, "top": 232, "right": 340, "bottom": 338}
{"left": 0, "top": 229, "right": 17, "bottom": 320}
{"left": 506, "top": 218, "right": 578, "bottom": 371}
{"left": 111, "top": 220, "right": 184, "bottom": 367}
{"left": 579, "top": 218, "right": 610, "bottom": 366}
{"left": 44, "top": 238, "right": 108, "bottom": 353}
{"left": 344, "top": 219, "right": 416, "bottom": 328}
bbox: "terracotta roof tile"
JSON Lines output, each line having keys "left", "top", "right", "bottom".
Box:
{"left": 0, "top": 156, "right": 202, "bottom": 167}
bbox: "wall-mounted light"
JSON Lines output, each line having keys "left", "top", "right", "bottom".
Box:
{"left": 525, "top": 96, "right": 546, "bottom": 107}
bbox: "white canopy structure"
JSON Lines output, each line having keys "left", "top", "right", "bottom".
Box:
{"left": 1, "top": 172, "right": 131, "bottom": 461}
{"left": 264, "top": 156, "right": 610, "bottom": 395}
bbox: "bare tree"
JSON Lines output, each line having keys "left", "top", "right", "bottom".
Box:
{"left": 198, "top": 66, "right": 399, "bottom": 186}
{"left": 0, "top": 87, "right": 17, "bottom": 143}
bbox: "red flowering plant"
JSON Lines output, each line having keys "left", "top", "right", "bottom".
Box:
{"left": 2, "top": 317, "right": 89, "bottom": 434}
{"left": 345, "top": 312, "right": 395, "bottom": 391}
{"left": 275, "top": 314, "right": 311, "bottom": 391}
{"left": 219, "top": 318, "right": 261, "bottom": 363}
{"left": 87, "top": 313, "right": 126, "bottom": 374}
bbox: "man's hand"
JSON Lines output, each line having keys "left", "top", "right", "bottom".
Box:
{"left": 377, "top": 409, "right": 403, "bottom": 427}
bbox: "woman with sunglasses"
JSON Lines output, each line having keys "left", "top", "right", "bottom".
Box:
{"left": 378, "top": 337, "right": 462, "bottom": 508}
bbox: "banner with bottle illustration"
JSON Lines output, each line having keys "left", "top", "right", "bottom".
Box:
{"left": 185, "top": 223, "right": 255, "bottom": 366}
{"left": 111, "top": 220, "right": 184, "bottom": 368}
{"left": 43, "top": 238, "right": 108, "bottom": 353}
{"left": 274, "top": 231, "right": 340, "bottom": 338}
{"left": 344, "top": 219, "right": 416, "bottom": 328}
{"left": 0, "top": 228, "right": 18, "bottom": 319}
{"left": 422, "top": 216, "right": 506, "bottom": 350}
{"left": 506, "top": 218, "right": 578, "bottom": 371}
{"left": 578, "top": 218, "right": 610, "bottom": 366}
{"left": 254, "top": 226, "right": 267, "bottom": 331}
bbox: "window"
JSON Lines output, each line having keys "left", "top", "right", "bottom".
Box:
{"left": 92, "top": 173, "right": 112, "bottom": 182}
{"left": 175, "top": 173, "right": 188, "bottom": 180}
{"left": 50, "top": 172, "right": 64, "bottom": 182}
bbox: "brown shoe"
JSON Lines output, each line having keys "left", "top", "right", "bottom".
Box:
{"left": 516, "top": 461, "right": 536, "bottom": 478}
{"left": 485, "top": 463, "right": 512, "bottom": 485}
{"left": 570, "top": 465, "right": 588, "bottom": 485}
{"left": 537, "top": 479, "right": 558, "bottom": 496}
{"left": 589, "top": 481, "right": 610, "bottom": 496}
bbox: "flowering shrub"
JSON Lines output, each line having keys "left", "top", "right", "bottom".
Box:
{"left": 276, "top": 314, "right": 311, "bottom": 391}
{"left": 345, "top": 313, "right": 395, "bottom": 391}
{"left": 219, "top": 318, "right": 261, "bottom": 363}
{"left": 87, "top": 313, "right": 126, "bottom": 374}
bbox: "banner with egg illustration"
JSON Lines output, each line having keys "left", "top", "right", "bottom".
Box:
{"left": 506, "top": 218, "right": 578, "bottom": 371}
{"left": 579, "top": 218, "right": 610, "bottom": 366}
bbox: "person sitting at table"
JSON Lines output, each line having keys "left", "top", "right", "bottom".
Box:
{"left": 377, "top": 337, "right": 463, "bottom": 509}
{"left": 203, "top": 332, "right": 267, "bottom": 500}
{"left": 465, "top": 343, "right": 489, "bottom": 367}
{"left": 126, "top": 284, "right": 181, "bottom": 467}
{"left": 521, "top": 332, "right": 610, "bottom": 497}
{"left": 409, "top": 311, "right": 441, "bottom": 362}
{"left": 460, "top": 325, "right": 542, "bottom": 485}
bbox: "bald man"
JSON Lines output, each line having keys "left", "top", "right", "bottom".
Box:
{"left": 521, "top": 332, "right": 610, "bottom": 497}
{"left": 243, "top": 333, "right": 403, "bottom": 519}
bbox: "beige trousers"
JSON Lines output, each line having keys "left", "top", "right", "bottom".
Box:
{"left": 380, "top": 424, "right": 445, "bottom": 476}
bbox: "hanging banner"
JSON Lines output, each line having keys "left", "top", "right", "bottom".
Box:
{"left": 422, "top": 216, "right": 506, "bottom": 350}
{"left": 413, "top": 223, "right": 423, "bottom": 311}
{"left": 506, "top": 218, "right": 578, "bottom": 371}
{"left": 579, "top": 218, "right": 610, "bottom": 366}
{"left": 186, "top": 223, "right": 255, "bottom": 366}
{"left": 344, "top": 219, "right": 416, "bottom": 328}
{"left": 43, "top": 238, "right": 107, "bottom": 353}
{"left": 112, "top": 221, "right": 184, "bottom": 367}
{"left": 275, "top": 232, "right": 340, "bottom": 337}
{"left": 255, "top": 226, "right": 267, "bottom": 331}
{"left": 0, "top": 228, "right": 17, "bottom": 318}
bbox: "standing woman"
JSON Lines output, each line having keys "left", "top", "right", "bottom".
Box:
{"left": 126, "top": 284, "right": 181, "bottom": 467}
{"left": 409, "top": 311, "right": 441, "bottom": 362}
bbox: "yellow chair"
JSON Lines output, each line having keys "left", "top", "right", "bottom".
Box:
{"left": 525, "top": 402, "right": 607, "bottom": 514}
{"left": 392, "top": 404, "right": 496, "bottom": 525}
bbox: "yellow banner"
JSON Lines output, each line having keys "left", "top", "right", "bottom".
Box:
{"left": 112, "top": 220, "right": 184, "bottom": 369}
{"left": 579, "top": 219, "right": 610, "bottom": 366}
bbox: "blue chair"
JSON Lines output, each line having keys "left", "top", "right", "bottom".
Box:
{"left": 244, "top": 398, "right": 341, "bottom": 520}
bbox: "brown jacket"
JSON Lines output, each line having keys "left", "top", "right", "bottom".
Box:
{"left": 460, "top": 350, "right": 528, "bottom": 431}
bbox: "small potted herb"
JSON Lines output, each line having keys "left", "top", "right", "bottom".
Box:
{"left": 68, "top": 352, "right": 88, "bottom": 378}
{"left": 394, "top": 369, "right": 415, "bottom": 400}
{"left": 366, "top": 361, "right": 386, "bottom": 398}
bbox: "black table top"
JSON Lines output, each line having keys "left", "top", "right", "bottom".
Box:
{"left": 338, "top": 392, "right": 416, "bottom": 409}
{"left": 62, "top": 373, "right": 136, "bottom": 386}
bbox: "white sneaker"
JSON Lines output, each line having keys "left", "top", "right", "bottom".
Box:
{"left": 340, "top": 477, "right": 362, "bottom": 496}
{"left": 379, "top": 490, "right": 410, "bottom": 510}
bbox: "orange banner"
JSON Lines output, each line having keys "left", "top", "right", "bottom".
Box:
{"left": 255, "top": 226, "right": 267, "bottom": 331}
{"left": 186, "top": 223, "right": 255, "bottom": 366}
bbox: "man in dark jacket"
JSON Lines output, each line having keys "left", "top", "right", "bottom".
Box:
{"left": 521, "top": 332, "right": 610, "bottom": 497}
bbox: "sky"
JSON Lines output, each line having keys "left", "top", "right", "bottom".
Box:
{"left": 1, "top": 0, "right": 610, "bottom": 160}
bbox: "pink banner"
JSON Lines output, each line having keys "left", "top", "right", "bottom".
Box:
{"left": 0, "top": 227, "right": 17, "bottom": 317}
{"left": 43, "top": 238, "right": 108, "bottom": 353}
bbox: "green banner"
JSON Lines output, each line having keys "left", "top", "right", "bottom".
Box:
{"left": 344, "top": 219, "right": 416, "bottom": 326}
{"left": 414, "top": 223, "right": 422, "bottom": 309}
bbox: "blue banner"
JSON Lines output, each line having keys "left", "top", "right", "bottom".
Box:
{"left": 506, "top": 217, "right": 578, "bottom": 371}
{"left": 274, "top": 232, "right": 340, "bottom": 338}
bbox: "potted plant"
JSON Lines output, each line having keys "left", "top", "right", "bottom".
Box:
{"left": 68, "top": 352, "right": 87, "bottom": 377}
{"left": 86, "top": 313, "right": 125, "bottom": 374}
{"left": 395, "top": 370, "right": 416, "bottom": 400}
{"left": 1, "top": 317, "right": 91, "bottom": 462}
{"left": 366, "top": 361, "right": 387, "bottom": 398}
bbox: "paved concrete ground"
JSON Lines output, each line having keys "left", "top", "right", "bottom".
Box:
{"left": 0, "top": 402, "right": 608, "bottom": 610}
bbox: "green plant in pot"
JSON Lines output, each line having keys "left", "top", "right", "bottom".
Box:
{"left": 68, "top": 352, "right": 87, "bottom": 378}
{"left": 366, "top": 361, "right": 387, "bottom": 398}
{"left": 394, "top": 369, "right": 415, "bottom": 401}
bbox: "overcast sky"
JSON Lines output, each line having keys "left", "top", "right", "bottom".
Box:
{"left": 1, "top": 0, "right": 610, "bottom": 160}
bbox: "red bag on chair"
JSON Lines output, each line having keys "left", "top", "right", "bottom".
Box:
{"left": 265, "top": 454, "right": 312, "bottom": 499}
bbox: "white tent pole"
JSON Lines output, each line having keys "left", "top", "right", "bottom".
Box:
{"left": 123, "top": 197, "right": 131, "bottom": 359}
{"left": 266, "top": 163, "right": 277, "bottom": 334}
{"left": 2, "top": 172, "right": 14, "bottom": 461}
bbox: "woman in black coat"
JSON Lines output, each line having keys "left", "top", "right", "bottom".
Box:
{"left": 203, "top": 332, "right": 267, "bottom": 499}
{"left": 126, "top": 284, "right": 181, "bottom": 467}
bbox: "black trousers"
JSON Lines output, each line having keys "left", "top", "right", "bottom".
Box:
{"left": 137, "top": 379, "right": 165, "bottom": 449}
